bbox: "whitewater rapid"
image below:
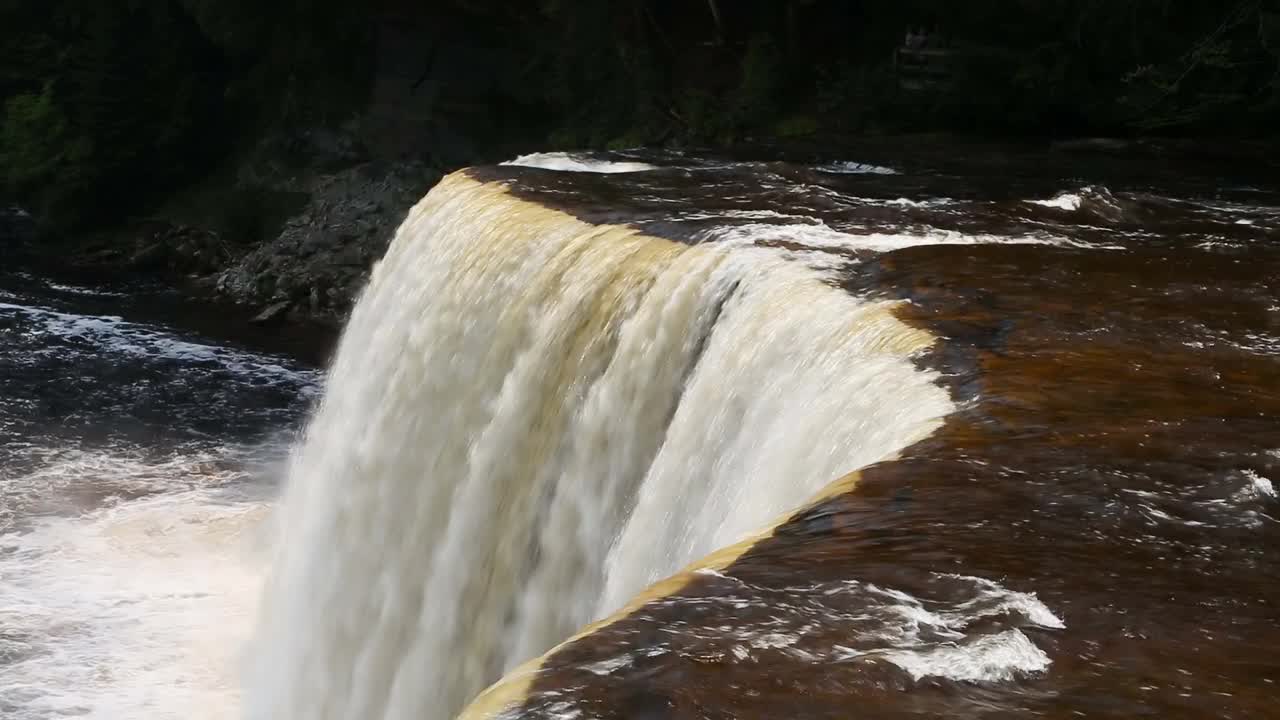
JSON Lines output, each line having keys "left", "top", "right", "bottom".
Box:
{"left": 0, "top": 283, "right": 318, "bottom": 720}
{"left": 245, "top": 173, "right": 953, "bottom": 720}
{"left": 0, "top": 478, "right": 268, "bottom": 719}
{"left": 8, "top": 147, "right": 1276, "bottom": 720}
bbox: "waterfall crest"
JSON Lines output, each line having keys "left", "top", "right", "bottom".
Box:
{"left": 245, "top": 173, "right": 952, "bottom": 720}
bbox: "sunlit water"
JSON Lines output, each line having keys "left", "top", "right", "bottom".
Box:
{"left": 0, "top": 276, "right": 319, "bottom": 719}
{"left": 2, "top": 146, "right": 1277, "bottom": 720}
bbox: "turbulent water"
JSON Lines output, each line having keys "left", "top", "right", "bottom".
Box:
{"left": 244, "top": 176, "right": 952, "bottom": 719}
{"left": 0, "top": 276, "right": 319, "bottom": 719}
{"left": 3, "top": 144, "right": 1277, "bottom": 720}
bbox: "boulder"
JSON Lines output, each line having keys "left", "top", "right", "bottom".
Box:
{"left": 251, "top": 300, "right": 293, "bottom": 325}
{"left": 126, "top": 222, "right": 228, "bottom": 275}
{"left": 217, "top": 161, "right": 441, "bottom": 321}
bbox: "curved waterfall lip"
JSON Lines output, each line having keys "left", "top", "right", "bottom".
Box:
{"left": 501, "top": 152, "right": 660, "bottom": 173}
{"left": 249, "top": 155, "right": 1280, "bottom": 720}
{"left": 246, "top": 171, "right": 955, "bottom": 720}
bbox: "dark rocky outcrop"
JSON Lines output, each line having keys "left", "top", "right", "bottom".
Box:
{"left": 16, "top": 218, "right": 230, "bottom": 281}
{"left": 129, "top": 223, "right": 231, "bottom": 276}
{"left": 216, "top": 161, "right": 440, "bottom": 322}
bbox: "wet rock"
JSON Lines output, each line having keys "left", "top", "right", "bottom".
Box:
{"left": 129, "top": 242, "right": 167, "bottom": 269}
{"left": 238, "top": 126, "right": 371, "bottom": 189}
{"left": 124, "top": 222, "right": 229, "bottom": 275}
{"left": 217, "top": 161, "right": 441, "bottom": 321}
{"left": 251, "top": 300, "right": 293, "bottom": 325}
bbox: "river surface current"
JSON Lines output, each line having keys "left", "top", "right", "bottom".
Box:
{"left": 2, "top": 143, "right": 1278, "bottom": 719}
{"left": 0, "top": 274, "right": 321, "bottom": 719}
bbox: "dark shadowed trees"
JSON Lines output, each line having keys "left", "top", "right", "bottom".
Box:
{"left": 2, "top": 0, "right": 1276, "bottom": 235}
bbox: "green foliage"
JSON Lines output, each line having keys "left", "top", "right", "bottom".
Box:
{"left": 0, "top": 1, "right": 228, "bottom": 232}
{"left": 1116, "top": 1, "right": 1280, "bottom": 132}
{"left": 0, "top": 0, "right": 379, "bottom": 236}
{"left": 773, "top": 114, "right": 820, "bottom": 139}
{"left": 815, "top": 61, "right": 900, "bottom": 133}
{"left": 674, "top": 89, "right": 733, "bottom": 143}
{"left": 733, "top": 34, "right": 783, "bottom": 129}
{"left": 2, "top": 84, "right": 72, "bottom": 191}
{"left": 479, "top": 0, "right": 1280, "bottom": 142}
{"left": 179, "top": 0, "right": 374, "bottom": 128}
{"left": 3, "top": 0, "right": 1278, "bottom": 242}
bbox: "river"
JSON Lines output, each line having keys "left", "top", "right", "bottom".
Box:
{"left": 2, "top": 144, "right": 1277, "bottom": 719}
{"left": 0, "top": 273, "right": 322, "bottom": 719}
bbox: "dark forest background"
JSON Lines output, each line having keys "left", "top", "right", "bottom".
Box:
{"left": 4, "top": 1, "right": 1279, "bottom": 237}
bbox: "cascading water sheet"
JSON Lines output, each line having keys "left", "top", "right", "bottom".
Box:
{"left": 245, "top": 174, "right": 951, "bottom": 720}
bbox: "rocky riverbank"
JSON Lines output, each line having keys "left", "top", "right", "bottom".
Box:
{"left": 9, "top": 129, "right": 443, "bottom": 328}
{"left": 9, "top": 132, "right": 1275, "bottom": 333}
{"left": 214, "top": 160, "right": 440, "bottom": 323}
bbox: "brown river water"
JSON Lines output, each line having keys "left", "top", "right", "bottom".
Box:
{"left": 464, "top": 144, "right": 1279, "bottom": 719}
{"left": 3, "top": 142, "right": 1276, "bottom": 719}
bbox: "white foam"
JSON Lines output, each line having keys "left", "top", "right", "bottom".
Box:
{"left": 816, "top": 196, "right": 957, "bottom": 209}
{"left": 814, "top": 161, "right": 899, "bottom": 175}
{"left": 2, "top": 448, "right": 246, "bottom": 520}
{"left": 1196, "top": 239, "right": 1240, "bottom": 250}
{"left": 514, "top": 570, "right": 1061, "bottom": 702}
{"left": 1237, "top": 332, "right": 1280, "bottom": 355}
{"left": 0, "top": 488, "right": 271, "bottom": 720}
{"left": 579, "top": 654, "right": 633, "bottom": 676}
{"left": 42, "top": 281, "right": 128, "bottom": 297}
{"left": 676, "top": 209, "right": 802, "bottom": 222}
{"left": 702, "top": 220, "right": 1123, "bottom": 258}
{"left": 7, "top": 273, "right": 126, "bottom": 298}
{"left": 878, "top": 629, "right": 1053, "bottom": 682}
{"left": 1242, "top": 470, "right": 1276, "bottom": 499}
{"left": 501, "top": 152, "right": 657, "bottom": 173}
{"left": 943, "top": 574, "right": 1066, "bottom": 630}
{"left": 829, "top": 575, "right": 1061, "bottom": 683}
{"left": 881, "top": 197, "right": 956, "bottom": 208}
{"left": 1027, "top": 193, "right": 1084, "bottom": 211}
{"left": 0, "top": 301, "right": 320, "bottom": 388}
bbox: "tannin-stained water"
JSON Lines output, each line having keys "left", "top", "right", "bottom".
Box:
{"left": 2, "top": 142, "right": 1276, "bottom": 720}
{"left": 463, "top": 148, "right": 1280, "bottom": 720}
{"left": 259, "top": 146, "right": 1278, "bottom": 720}
{"left": 244, "top": 175, "right": 953, "bottom": 720}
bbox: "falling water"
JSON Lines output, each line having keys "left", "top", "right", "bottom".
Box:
{"left": 245, "top": 173, "right": 952, "bottom": 720}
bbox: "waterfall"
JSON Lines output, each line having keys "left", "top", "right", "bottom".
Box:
{"left": 244, "top": 172, "right": 953, "bottom": 720}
